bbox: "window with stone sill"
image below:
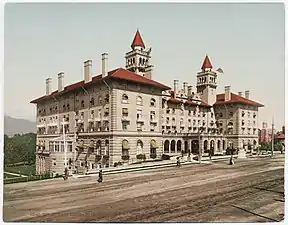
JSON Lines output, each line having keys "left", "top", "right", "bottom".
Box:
{"left": 202, "top": 113, "right": 206, "bottom": 117}
{"left": 253, "top": 113, "right": 256, "bottom": 118}
{"left": 242, "top": 120, "right": 245, "bottom": 126}
{"left": 122, "top": 108, "right": 128, "bottom": 117}
{"left": 172, "top": 108, "right": 176, "bottom": 114}
{"left": 81, "top": 100, "right": 85, "bottom": 108}
{"left": 229, "top": 112, "right": 233, "bottom": 116}
{"left": 105, "top": 94, "right": 109, "bottom": 104}
{"left": 122, "top": 94, "right": 129, "bottom": 104}
{"left": 166, "top": 109, "right": 170, "bottom": 114}
{"left": 150, "top": 111, "right": 155, "bottom": 120}
{"left": 166, "top": 117, "right": 169, "bottom": 124}
{"left": 247, "top": 112, "right": 250, "bottom": 117}
{"left": 122, "top": 122, "right": 128, "bottom": 131}
{"left": 150, "top": 98, "right": 156, "bottom": 107}
{"left": 90, "top": 97, "right": 95, "bottom": 106}
{"left": 136, "top": 96, "right": 143, "bottom": 105}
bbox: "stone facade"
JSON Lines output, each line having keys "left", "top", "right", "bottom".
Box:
{"left": 31, "top": 30, "right": 264, "bottom": 175}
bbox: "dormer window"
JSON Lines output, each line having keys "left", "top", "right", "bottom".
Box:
{"left": 122, "top": 94, "right": 128, "bottom": 104}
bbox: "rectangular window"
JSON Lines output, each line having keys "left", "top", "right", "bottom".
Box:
{"left": 122, "top": 122, "right": 128, "bottom": 130}
{"left": 150, "top": 111, "right": 155, "bottom": 120}
{"left": 122, "top": 108, "right": 128, "bottom": 117}
{"left": 137, "top": 109, "right": 142, "bottom": 120}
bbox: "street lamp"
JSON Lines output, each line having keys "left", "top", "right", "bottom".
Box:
{"left": 62, "top": 118, "right": 68, "bottom": 179}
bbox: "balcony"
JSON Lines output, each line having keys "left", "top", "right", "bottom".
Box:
{"left": 136, "top": 117, "right": 144, "bottom": 123}
{"left": 37, "top": 123, "right": 46, "bottom": 128}
{"left": 103, "top": 116, "right": 109, "bottom": 121}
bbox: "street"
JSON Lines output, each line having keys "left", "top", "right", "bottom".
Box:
{"left": 3, "top": 155, "right": 285, "bottom": 222}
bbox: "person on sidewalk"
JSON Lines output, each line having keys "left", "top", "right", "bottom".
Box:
{"left": 209, "top": 150, "right": 212, "bottom": 161}
{"left": 176, "top": 157, "right": 181, "bottom": 167}
{"left": 229, "top": 155, "right": 234, "bottom": 165}
{"left": 63, "top": 167, "right": 68, "bottom": 180}
{"left": 97, "top": 169, "right": 103, "bottom": 183}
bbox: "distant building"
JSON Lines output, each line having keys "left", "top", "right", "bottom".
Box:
{"left": 30, "top": 30, "right": 264, "bottom": 175}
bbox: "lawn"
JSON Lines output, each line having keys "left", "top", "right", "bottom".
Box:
{"left": 4, "top": 164, "right": 36, "bottom": 176}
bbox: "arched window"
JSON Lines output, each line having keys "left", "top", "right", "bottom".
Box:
{"left": 122, "top": 139, "right": 130, "bottom": 160}
{"left": 95, "top": 140, "right": 101, "bottom": 155}
{"left": 150, "top": 98, "right": 156, "bottom": 107}
{"left": 122, "top": 94, "right": 128, "bottom": 103}
{"left": 164, "top": 140, "right": 169, "bottom": 153}
{"left": 137, "top": 140, "right": 143, "bottom": 150}
{"left": 171, "top": 140, "right": 176, "bottom": 153}
{"left": 136, "top": 96, "right": 143, "bottom": 105}
{"left": 223, "top": 140, "right": 226, "bottom": 150}
{"left": 177, "top": 140, "right": 181, "bottom": 152}
{"left": 204, "top": 140, "right": 208, "bottom": 151}
{"left": 217, "top": 140, "right": 221, "bottom": 150}
{"left": 81, "top": 100, "right": 85, "bottom": 108}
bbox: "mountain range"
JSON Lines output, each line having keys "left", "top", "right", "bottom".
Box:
{"left": 4, "top": 116, "right": 36, "bottom": 136}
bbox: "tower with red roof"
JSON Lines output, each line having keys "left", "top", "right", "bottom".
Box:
{"left": 196, "top": 55, "right": 218, "bottom": 106}
{"left": 125, "top": 30, "right": 154, "bottom": 79}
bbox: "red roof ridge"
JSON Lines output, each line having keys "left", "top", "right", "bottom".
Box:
{"left": 131, "top": 30, "right": 145, "bottom": 49}
{"left": 215, "top": 92, "right": 264, "bottom": 107}
{"left": 30, "top": 67, "right": 170, "bottom": 103}
{"left": 201, "top": 55, "right": 213, "bottom": 70}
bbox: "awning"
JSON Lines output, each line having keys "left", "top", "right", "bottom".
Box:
{"left": 122, "top": 140, "right": 130, "bottom": 150}
{"left": 150, "top": 140, "right": 158, "bottom": 149}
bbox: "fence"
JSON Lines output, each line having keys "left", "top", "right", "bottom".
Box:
{"left": 3, "top": 173, "right": 62, "bottom": 185}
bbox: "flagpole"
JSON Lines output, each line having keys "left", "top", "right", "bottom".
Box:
{"left": 271, "top": 117, "right": 274, "bottom": 157}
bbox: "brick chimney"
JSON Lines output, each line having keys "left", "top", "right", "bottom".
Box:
{"left": 245, "top": 90, "right": 250, "bottom": 99}
{"left": 173, "top": 80, "right": 179, "bottom": 97}
{"left": 238, "top": 91, "right": 242, "bottom": 97}
{"left": 58, "top": 72, "right": 64, "bottom": 92}
{"left": 224, "top": 86, "right": 231, "bottom": 101}
{"left": 84, "top": 60, "right": 92, "bottom": 83}
{"left": 46, "top": 78, "right": 52, "bottom": 96}
{"left": 102, "top": 53, "right": 108, "bottom": 78}
{"left": 183, "top": 82, "right": 188, "bottom": 96}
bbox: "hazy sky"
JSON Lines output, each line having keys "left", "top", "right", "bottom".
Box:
{"left": 4, "top": 3, "right": 285, "bottom": 130}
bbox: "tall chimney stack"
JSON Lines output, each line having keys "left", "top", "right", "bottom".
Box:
{"left": 238, "top": 91, "right": 242, "bottom": 97}
{"left": 84, "top": 60, "right": 92, "bottom": 83}
{"left": 224, "top": 86, "right": 231, "bottom": 101}
{"left": 188, "top": 85, "right": 193, "bottom": 97}
{"left": 46, "top": 78, "right": 52, "bottom": 96}
{"left": 245, "top": 90, "right": 250, "bottom": 99}
{"left": 183, "top": 82, "right": 188, "bottom": 96}
{"left": 173, "top": 80, "right": 179, "bottom": 97}
{"left": 58, "top": 72, "right": 64, "bottom": 92}
{"left": 102, "top": 53, "right": 108, "bottom": 78}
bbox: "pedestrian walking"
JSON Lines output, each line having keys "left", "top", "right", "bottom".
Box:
{"left": 97, "top": 169, "right": 103, "bottom": 183}
{"left": 176, "top": 157, "right": 181, "bottom": 167}
{"left": 229, "top": 155, "right": 234, "bottom": 165}
{"left": 209, "top": 150, "right": 212, "bottom": 160}
{"left": 63, "top": 167, "right": 68, "bottom": 180}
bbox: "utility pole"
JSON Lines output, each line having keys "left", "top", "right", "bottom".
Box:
{"left": 271, "top": 117, "right": 274, "bottom": 157}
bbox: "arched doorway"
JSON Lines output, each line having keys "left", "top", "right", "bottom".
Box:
{"left": 177, "top": 140, "right": 181, "bottom": 153}
{"left": 210, "top": 140, "right": 215, "bottom": 155}
{"left": 222, "top": 140, "right": 226, "bottom": 151}
{"left": 204, "top": 140, "right": 208, "bottom": 153}
{"left": 171, "top": 140, "right": 176, "bottom": 153}
{"left": 184, "top": 141, "right": 188, "bottom": 154}
{"left": 191, "top": 140, "right": 199, "bottom": 154}
{"left": 164, "top": 140, "right": 169, "bottom": 153}
{"left": 217, "top": 140, "right": 221, "bottom": 151}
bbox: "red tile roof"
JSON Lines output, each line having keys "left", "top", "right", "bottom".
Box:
{"left": 167, "top": 98, "right": 183, "bottom": 104}
{"left": 30, "top": 68, "right": 170, "bottom": 104}
{"left": 214, "top": 93, "right": 264, "bottom": 107}
{"left": 131, "top": 30, "right": 145, "bottom": 49}
{"left": 201, "top": 55, "right": 213, "bottom": 70}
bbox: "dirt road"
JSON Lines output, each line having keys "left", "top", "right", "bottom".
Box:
{"left": 3, "top": 156, "right": 285, "bottom": 222}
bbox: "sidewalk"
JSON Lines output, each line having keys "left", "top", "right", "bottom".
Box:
{"left": 72, "top": 154, "right": 232, "bottom": 179}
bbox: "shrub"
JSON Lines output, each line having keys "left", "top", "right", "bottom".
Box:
{"left": 136, "top": 154, "right": 146, "bottom": 160}
{"left": 161, "top": 154, "right": 170, "bottom": 160}
{"left": 150, "top": 154, "right": 157, "bottom": 159}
